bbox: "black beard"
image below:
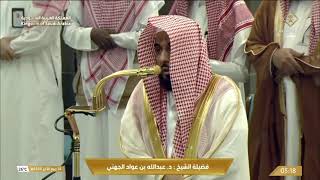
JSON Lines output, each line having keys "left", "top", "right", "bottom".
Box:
{"left": 159, "top": 75, "right": 172, "bottom": 91}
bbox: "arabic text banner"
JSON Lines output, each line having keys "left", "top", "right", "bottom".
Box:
{"left": 86, "top": 158, "right": 233, "bottom": 175}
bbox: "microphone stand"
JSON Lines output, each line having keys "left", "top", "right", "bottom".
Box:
{"left": 65, "top": 66, "right": 161, "bottom": 180}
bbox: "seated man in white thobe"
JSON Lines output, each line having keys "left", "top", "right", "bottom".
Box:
{"left": 120, "top": 15, "right": 250, "bottom": 180}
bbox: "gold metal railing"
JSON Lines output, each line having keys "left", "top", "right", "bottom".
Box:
{"left": 64, "top": 65, "right": 161, "bottom": 179}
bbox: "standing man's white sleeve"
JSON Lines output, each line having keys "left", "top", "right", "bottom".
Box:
{"left": 63, "top": 0, "right": 98, "bottom": 51}
{"left": 209, "top": 28, "right": 251, "bottom": 83}
{"left": 10, "top": 25, "right": 61, "bottom": 55}
{"left": 110, "top": 0, "right": 165, "bottom": 50}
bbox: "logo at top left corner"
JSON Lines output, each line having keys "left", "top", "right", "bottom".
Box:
{"left": 12, "top": 8, "right": 25, "bottom": 28}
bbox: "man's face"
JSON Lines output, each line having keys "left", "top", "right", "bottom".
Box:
{"left": 154, "top": 31, "right": 172, "bottom": 90}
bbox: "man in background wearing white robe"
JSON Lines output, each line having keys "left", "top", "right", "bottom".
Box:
{"left": 169, "top": 0, "right": 254, "bottom": 104}
{"left": 0, "top": 1, "right": 68, "bottom": 179}
{"left": 120, "top": 15, "right": 250, "bottom": 180}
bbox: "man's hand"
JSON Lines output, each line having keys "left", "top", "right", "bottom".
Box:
{"left": 163, "top": 175, "right": 184, "bottom": 180}
{"left": 90, "top": 28, "right": 117, "bottom": 50}
{"left": 0, "top": 37, "right": 16, "bottom": 61}
{"left": 272, "top": 48, "right": 304, "bottom": 76}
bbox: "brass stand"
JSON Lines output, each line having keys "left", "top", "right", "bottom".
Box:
{"left": 64, "top": 111, "right": 81, "bottom": 180}
{"left": 64, "top": 66, "right": 161, "bottom": 179}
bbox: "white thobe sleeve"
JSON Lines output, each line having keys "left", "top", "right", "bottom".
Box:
{"left": 63, "top": 1, "right": 164, "bottom": 51}
{"left": 209, "top": 28, "right": 251, "bottom": 83}
{"left": 10, "top": 24, "right": 61, "bottom": 55}
{"left": 110, "top": 0, "right": 164, "bottom": 50}
{"left": 188, "top": 86, "right": 250, "bottom": 180}
{"left": 63, "top": 0, "right": 98, "bottom": 51}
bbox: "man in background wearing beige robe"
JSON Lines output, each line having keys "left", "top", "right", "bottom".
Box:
{"left": 245, "top": 0, "right": 320, "bottom": 179}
